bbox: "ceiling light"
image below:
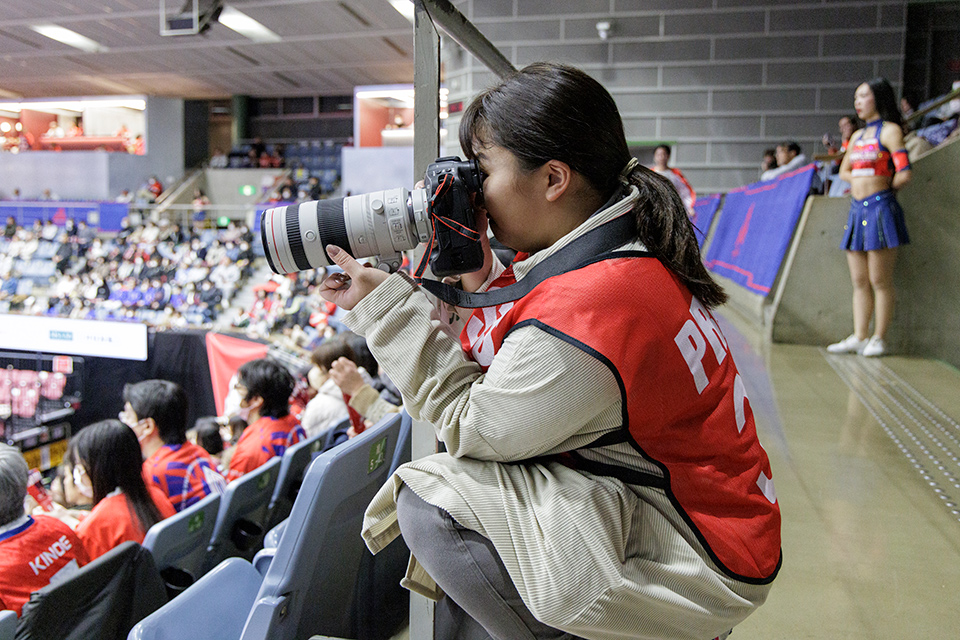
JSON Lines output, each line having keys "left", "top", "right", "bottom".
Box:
{"left": 30, "top": 25, "right": 105, "bottom": 53}
{"left": 0, "top": 122, "right": 10, "bottom": 133}
{"left": 0, "top": 98, "right": 146, "bottom": 113}
{"left": 389, "top": 0, "right": 415, "bottom": 22}
{"left": 355, "top": 87, "right": 449, "bottom": 104}
{"left": 218, "top": 6, "right": 281, "bottom": 43}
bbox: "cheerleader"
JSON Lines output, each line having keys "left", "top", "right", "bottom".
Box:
{"left": 827, "top": 78, "right": 912, "bottom": 357}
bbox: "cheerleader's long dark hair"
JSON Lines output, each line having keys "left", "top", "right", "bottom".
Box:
{"left": 459, "top": 62, "right": 727, "bottom": 309}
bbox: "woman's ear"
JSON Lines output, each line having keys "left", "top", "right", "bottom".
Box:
{"left": 543, "top": 160, "right": 573, "bottom": 202}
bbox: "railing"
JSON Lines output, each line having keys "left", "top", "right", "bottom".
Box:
{"left": 409, "top": 2, "right": 514, "bottom": 637}
{"left": 412, "top": 0, "right": 515, "bottom": 179}
{"left": 905, "top": 86, "right": 960, "bottom": 129}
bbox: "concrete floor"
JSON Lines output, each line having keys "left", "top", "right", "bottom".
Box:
{"left": 719, "top": 309, "right": 960, "bottom": 639}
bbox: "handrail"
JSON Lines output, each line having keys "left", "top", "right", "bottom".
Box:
{"left": 408, "top": 5, "right": 515, "bottom": 637}
{"left": 420, "top": 0, "right": 516, "bottom": 79}
{"left": 906, "top": 86, "right": 960, "bottom": 128}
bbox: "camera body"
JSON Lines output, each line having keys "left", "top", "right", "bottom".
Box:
{"left": 422, "top": 156, "right": 485, "bottom": 277}
{"left": 261, "top": 156, "right": 485, "bottom": 278}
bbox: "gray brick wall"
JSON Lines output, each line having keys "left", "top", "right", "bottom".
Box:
{"left": 441, "top": 0, "right": 906, "bottom": 193}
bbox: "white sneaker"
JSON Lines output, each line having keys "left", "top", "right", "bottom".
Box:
{"left": 861, "top": 336, "right": 886, "bottom": 357}
{"left": 827, "top": 334, "right": 868, "bottom": 354}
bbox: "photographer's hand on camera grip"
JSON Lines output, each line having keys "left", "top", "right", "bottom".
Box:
{"left": 458, "top": 206, "right": 493, "bottom": 293}
{"left": 318, "top": 245, "right": 390, "bottom": 310}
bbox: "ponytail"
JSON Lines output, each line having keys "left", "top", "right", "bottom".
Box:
{"left": 623, "top": 163, "right": 727, "bottom": 309}
{"left": 460, "top": 62, "right": 726, "bottom": 309}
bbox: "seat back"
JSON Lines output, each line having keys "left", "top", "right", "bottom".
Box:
{"left": 142, "top": 492, "right": 221, "bottom": 585}
{"left": 388, "top": 411, "right": 412, "bottom": 475}
{"left": 264, "top": 431, "right": 325, "bottom": 530}
{"left": 205, "top": 457, "right": 280, "bottom": 570}
{"left": 354, "top": 411, "right": 413, "bottom": 640}
{"left": 126, "top": 558, "right": 262, "bottom": 640}
{"left": 17, "top": 541, "right": 166, "bottom": 640}
{"left": 239, "top": 413, "right": 402, "bottom": 640}
{"left": 0, "top": 610, "right": 16, "bottom": 640}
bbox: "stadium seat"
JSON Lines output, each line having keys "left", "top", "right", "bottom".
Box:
{"left": 353, "top": 410, "right": 412, "bottom": 640}
{"left": 17, "top": 541, "right": 167, "bottom": 640}
{"left": 0, "top": 610, "right": 16, "bottom": 640}
{"left": 126, "top": 558, "right": 262, "bottom": 640}
{"left": 242, "top": 412, "right": 401, "bottom": 640}
{"left": 263, "top": 430, "right": 326, "bottom": 531}
{"left": 204, "top": 457, "right": 280, "bottom": 571}
{"left": 142, "top": 492, "right": 221, "bottom": 591}
{"left": 126, "top": 413, "right": 402, "bottom": 640}
{"left": 259, "top": 411, "right": 411, "bottom": 562}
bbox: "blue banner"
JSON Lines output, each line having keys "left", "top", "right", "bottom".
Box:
{"left": 704, "top": 164, "right": 814, "bottom": 295}
{"left": 0, "top": 201, "right": 129, "bottom": 232}
{"left": 691, "top": 194, "right": 721, "bottom": 247}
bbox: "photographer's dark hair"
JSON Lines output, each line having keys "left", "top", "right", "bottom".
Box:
{"left": 866, "top": 77, "right": 903, "bottom": 126}
{"left": 459, "top": 62, "right": 726, "bottom": 308}
{"left": 122, "top": 379, "right": 189, "bottom": 445}
{"left": 71, "top": 420, "right": 163, "bottom": 534}
{"left": 237, "top": 358, "right": 295, "bottom": 419}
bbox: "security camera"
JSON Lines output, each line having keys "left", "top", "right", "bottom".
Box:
{"left": 596, "top": 21, "right": 611, "bottom": 40}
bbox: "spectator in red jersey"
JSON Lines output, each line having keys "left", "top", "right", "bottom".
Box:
{"left": 67, "top": 420, "right": 176, "bottom": 561}
{"left": 0, "top": 443, "right": 89, "bottom": 616}
{"left": 121, "top": 380, "right": 226, "bottom": 512}
{"left": 226, "top": 358, "right": 306, "bottom": 482}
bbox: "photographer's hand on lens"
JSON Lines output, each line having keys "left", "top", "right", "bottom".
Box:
{"left": 318, "top": 245, "right": 389, "bottom": 310}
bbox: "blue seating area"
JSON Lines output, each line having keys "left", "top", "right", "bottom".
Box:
{"left": 0, "top": 238, "right": 61, "bottom": 284}
{"left": 127, "top": 412, "right": 406, "bottom": 640}
{"left": 284, "top": 141, "right": 343, "bottom": 193}
{"left": 1, "top": 408, "right": 412, "bottom": 639}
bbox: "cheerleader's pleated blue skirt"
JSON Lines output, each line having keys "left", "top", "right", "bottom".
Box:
{"left": 840, "top": 189, "right": 910, "bottom": 251}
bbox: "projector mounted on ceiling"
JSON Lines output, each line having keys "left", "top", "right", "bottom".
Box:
{"left": 160, "top": 0, "right": 224, "bottom": 36}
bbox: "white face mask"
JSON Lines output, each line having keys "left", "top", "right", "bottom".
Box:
{"left": 236, "top": 404, "right": 253, "bottom": 422}
{"left": 73, "top": 466, "right": 93, "bottom": 499}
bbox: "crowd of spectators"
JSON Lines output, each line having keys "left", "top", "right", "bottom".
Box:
{"left": 0, "top": 215, "right": 256, "bottom": 327}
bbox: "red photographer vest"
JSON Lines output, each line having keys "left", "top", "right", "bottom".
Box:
{"left": 460, "top": 251, "right": 782, "bottom": 583}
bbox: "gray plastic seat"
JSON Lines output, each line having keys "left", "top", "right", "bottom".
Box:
{"left": 142, "top": 492, "right": 221, "bottom": 587}
{"left": 204, "top": 456, "right": 280, "bottom": 571}
{"left": 126, "top": 413, "right": 403, "bottom": 640}
{"left": 264, "top": 430, "right": 326, "bottom": 531}
{"left": 0, "top": 609, "right": 16, "bottom": 640}
{"left": 126, "top": 558, "right": 261, "bottom": 640}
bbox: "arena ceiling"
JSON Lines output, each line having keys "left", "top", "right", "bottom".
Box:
{"left": 0, "top": 0, "right": 420, "bottom": 99}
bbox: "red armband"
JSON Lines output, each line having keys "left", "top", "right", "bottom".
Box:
{"left": 892, "top": 149, "right": 910, "bottom": 173}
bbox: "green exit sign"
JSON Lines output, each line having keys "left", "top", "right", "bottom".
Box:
{"left": 239, "top": 185, "right": 255, "bottom": 196}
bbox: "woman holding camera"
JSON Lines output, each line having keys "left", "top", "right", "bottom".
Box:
{"left": 827, "top": 77, "right": 912, "bottom": 357}
{"left": 320, "top": 63, "right": 780, "bottom": 640}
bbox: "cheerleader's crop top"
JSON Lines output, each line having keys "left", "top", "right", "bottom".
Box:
{"left": 848, "top": 120, "right": 910, "bottom": 177}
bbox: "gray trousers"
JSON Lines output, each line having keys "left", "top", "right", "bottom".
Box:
{"left": 396, "top": 485, "right": 584, "bottom": 640}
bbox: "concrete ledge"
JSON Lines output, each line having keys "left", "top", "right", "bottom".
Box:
{"left": 766, "top": 136, "right": 960, "bottom": 368}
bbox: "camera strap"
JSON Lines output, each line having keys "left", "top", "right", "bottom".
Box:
{"left": 420, "top": 212, "right": 648, "bottom": 309}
